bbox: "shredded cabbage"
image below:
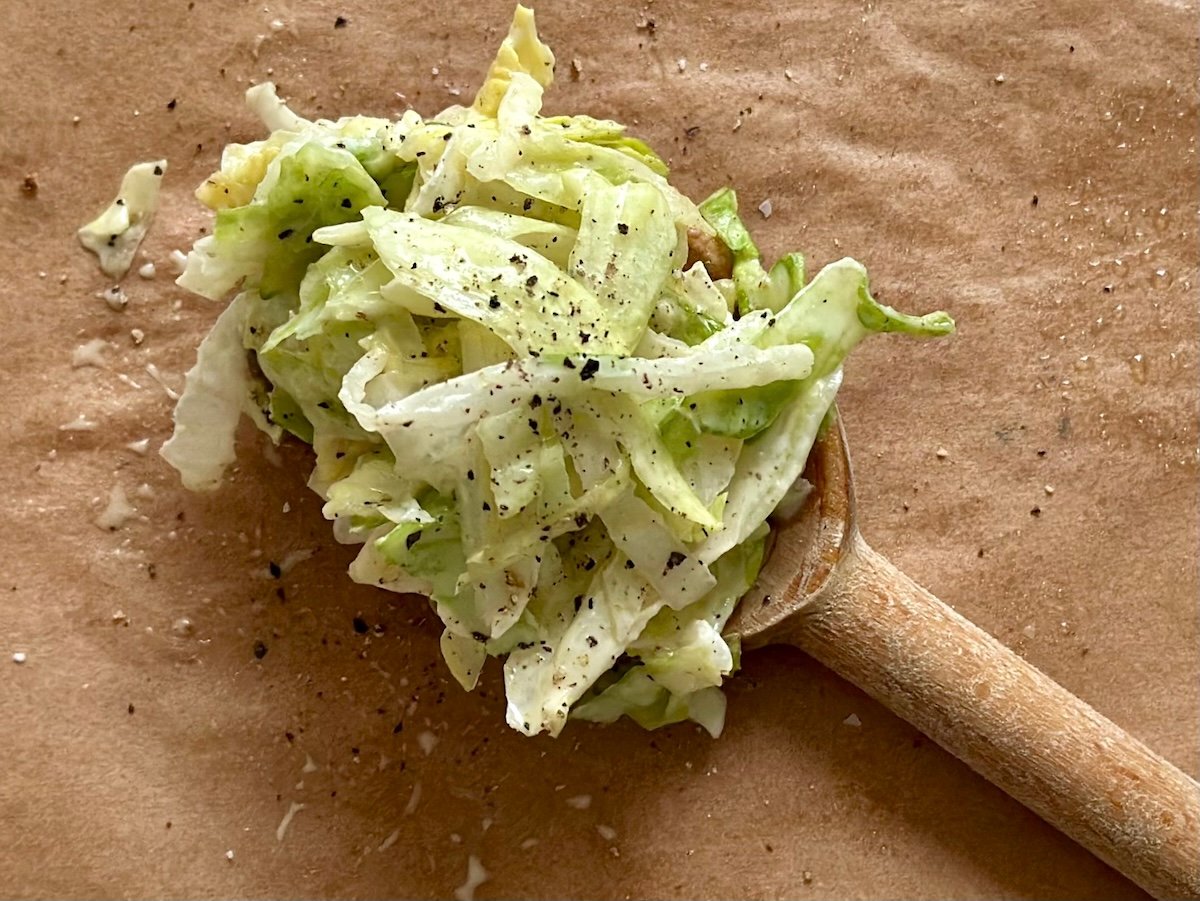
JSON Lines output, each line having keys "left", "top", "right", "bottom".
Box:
{"left": 161, "top": 4, "right": 953, "bottom": 737}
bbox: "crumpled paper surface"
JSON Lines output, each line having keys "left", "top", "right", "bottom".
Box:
{"left": 1, "top": 1, "right": 1196, "bottom": 898}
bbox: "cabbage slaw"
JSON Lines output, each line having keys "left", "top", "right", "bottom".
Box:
{"left": 162, "top": 6, "right": 953, "bottom": 737}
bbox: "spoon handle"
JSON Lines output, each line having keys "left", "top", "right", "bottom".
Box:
{"left": 780, "top": 532, "right": 1200, "bottom": 901}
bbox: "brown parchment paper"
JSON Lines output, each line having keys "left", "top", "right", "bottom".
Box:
{"left": 1, "top": 1, "right": 1196, "bottom": 898}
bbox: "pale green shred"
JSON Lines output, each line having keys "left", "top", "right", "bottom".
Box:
{"left": 162, "top": 4, "right": 953, "bottom": 737}
{"left": 78, "top": 160, "right": 168, "bottom": 278}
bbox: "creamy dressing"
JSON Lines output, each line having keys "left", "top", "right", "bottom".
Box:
{"left": 453, "top": 856, "right": 489, "bottom": 901}
{"left": 95, "top": 485, "right": 137, "bottom": 530}
{"left": 71, "top": 339, "right": 109, "bottom": 368}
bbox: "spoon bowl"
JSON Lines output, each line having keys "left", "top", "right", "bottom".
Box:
{"left": 727, "top": 415, "right": 854, "bottom": 648}
{"left": 727, "top": 411, "right": 1200, "bottom": 901}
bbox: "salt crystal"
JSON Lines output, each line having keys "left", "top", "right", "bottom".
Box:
{"left": 168, "top": 249, "right": 188, "bottom": 274}
{"left": 12, "top": 652, "right": 27, "bottom": 664}
{"left": 698, "top": 62, "right": 710, "bottom": 72}
{"left": 566, "top": 794, "right": 592, "bottom": 810}
{"left": 1044, "top": 484, "right": 1055, "bottom": 495}
{"left": 130, "top": 328, "right": 146, "bottom": 345}
{"left": 519, "top": 837, "right": 538, "bottom": 850}
{"left": 935, "top": 447, "right": 949, "bottom": 459}
{"left": 137, "top": 262, "right": 156, "bottom": 279}
{"left": 758, "top": 199, "right": 773, "bottom": 219}
{"left": 676, "top": 58, "right": 687, "bottom": 72}
{"left": 126, "top": 438, "right": 151, "bottom": 455}
{"left": 596, "top": 824, "right": 617, "bottom": 841}
{"left": 224, "top": 850, "right": 235, "bottom": 861}
{"left": 843, "top": 713, "right": 862, "bottom": 727}
{"left": 994, "top": 73, "right": 1006, "bottom": 84}
{"left": 99, "top": 286, "right": 128, "bottom": 311}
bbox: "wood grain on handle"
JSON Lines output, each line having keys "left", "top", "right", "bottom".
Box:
{"left": 780, "top": 532, "right": 1200, "bottom": 901}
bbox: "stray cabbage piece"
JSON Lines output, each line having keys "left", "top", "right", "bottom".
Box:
{"left": 161, "top": 4, "right": 954, "bottom": 737}
{"left": 78, "top": 160, "right": 167, "bottom": 278}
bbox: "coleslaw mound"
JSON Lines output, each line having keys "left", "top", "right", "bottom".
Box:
{"left": 162, "top": 6, "right": 953, "bottom": 737}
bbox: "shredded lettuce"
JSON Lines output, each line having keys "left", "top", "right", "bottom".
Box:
{"left": 161, "top": 4, "right": 954, "bottom": 737}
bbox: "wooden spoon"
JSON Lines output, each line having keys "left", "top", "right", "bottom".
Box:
{"left": 727, "top": 413, "right": 1200, "bottom": 900}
